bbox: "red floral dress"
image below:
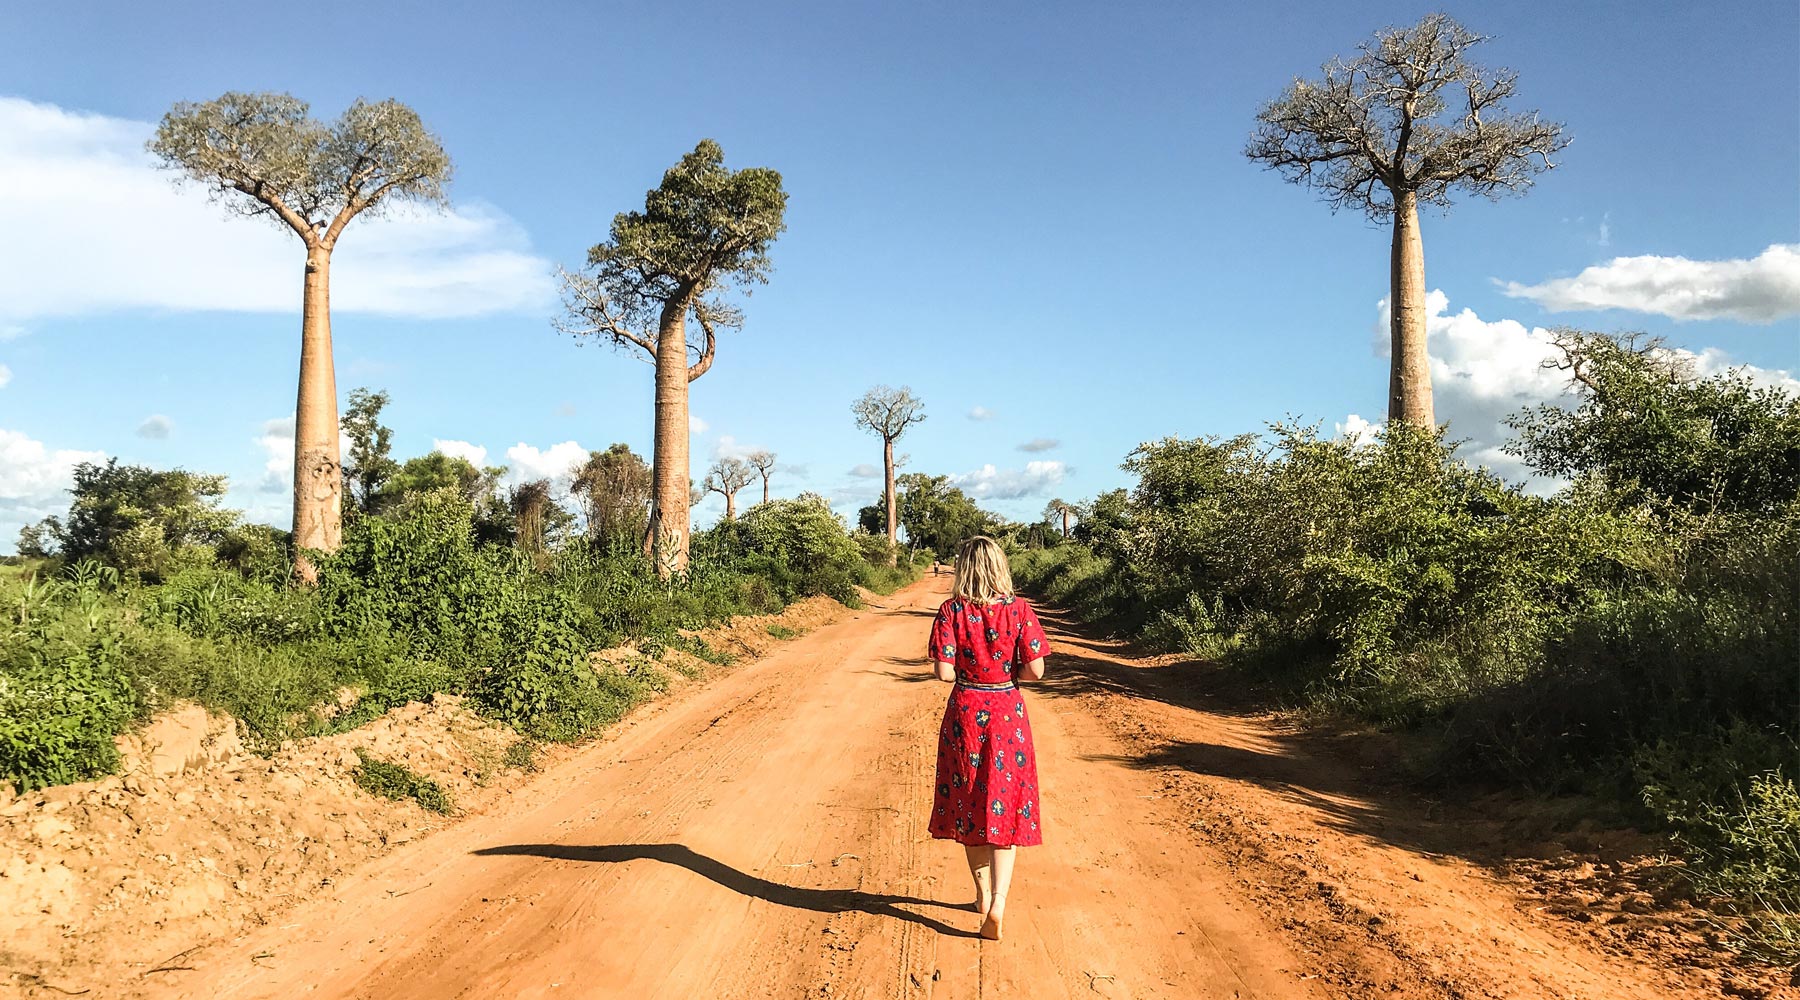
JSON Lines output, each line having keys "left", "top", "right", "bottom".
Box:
{"left": 927, "top": 595, "right": 1051, "bottom": 847}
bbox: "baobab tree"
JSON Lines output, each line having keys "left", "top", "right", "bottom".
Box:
{"left": 150, "top": 93, "right": 451, "bottom": 580}
{"left": 1043, "top": 498, "right": 1076, "bottom": 537}
{"left": 702, "top": 457, "right": 755, "bottom": 520}
{"left": 747, "top": 450, "right": 777, "bottom": 504}
{"left": 558, "top": 140, "right": 786, "bottom": 578}
{"left": 852, "top": 385, "right": 927, "bottom": 561}
{"left": 1246, "top": 14, "right": 1568, "bottom": 428}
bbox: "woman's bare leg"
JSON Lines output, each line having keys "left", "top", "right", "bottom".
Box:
{"left": 963, "top": 845, "right": 994, "bottom": 914}
{"left": 981, "top": 846, "right": 1017, "bottom": 940}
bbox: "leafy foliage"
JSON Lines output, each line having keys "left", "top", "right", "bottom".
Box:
{"left": 1016, "top": 334, "right": 1797, "bottom": 949}
{"left": 352, "top": 749, "right": 453, "bottom": 814}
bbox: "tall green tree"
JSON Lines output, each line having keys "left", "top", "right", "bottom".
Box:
{"left": 898, "top": 472, "right": 996, "bottom": 556}
{"left": 853, "top": 385, "right": 927, "bottom": 563}
{"left": 1506, "top": 329, "right": 1800, "bottom": 516}
{"left": 51, "top": 460, "right": 239, "bottom": 575}
{"left": 1247, "top": 14, "right": 1568, "bottom": 429}
{"left": 149, "top": 93, "right": 452, "bottom": 580}
{"left": 341, "top": 387, "right": 400, "bottom": 515}
{"left": 558, "top": 140, "right": 788, "bottom": 578}
{"left": 570, "top": 443, "right": 653, "bottom": 548}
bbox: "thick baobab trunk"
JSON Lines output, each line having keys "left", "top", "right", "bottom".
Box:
{"left": 761, "top": 477, "right": 770, "bottom": 505}
{"left": 724, "top": 491, "right": 737, "bottom": 521}
{"left": 1060, "top": 511, "right": 1071, "bottom": 537}
{"left": 1388, "top": 189, "right": 1434, "bottom": 428}
{"left": 883, "top": 438, "right": 898, "bottom": 566}
{"left": 292, "top": 246, "right": 343, "bottom": 582}
{"left": 646, "top": 298, "right": 692, "bottom": 578}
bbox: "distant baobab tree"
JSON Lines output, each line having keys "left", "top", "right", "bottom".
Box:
{"left": 853, "top": 386, "right": 927, "bottom": 562}
{"left": 1247, "top": 14, "right": 1569, "bottom": 429}
{"left": 150, "top": 93, "right": 452, "bottom": 581}
{"left": 1043, "top": 498, "right": 1075, "bottom": 538}
{"left": 558, "top": 140, "right": 787, "bottom": 578}
{"left": 702, "top": 457, "right": 755, "bottom": 520}
{"left": 747, "top": 450, "right": 778, "bottom": 504}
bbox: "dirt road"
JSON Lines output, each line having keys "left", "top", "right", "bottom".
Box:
{"left": 128, "top": 577, "right": 1705, "bottom": 1000}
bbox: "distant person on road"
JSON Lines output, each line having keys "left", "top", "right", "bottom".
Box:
{"left": 925, "top": 535, "right": 1050, "bottom": 941}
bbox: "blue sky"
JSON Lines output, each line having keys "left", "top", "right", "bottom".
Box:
{"left": 2, "top": 1, "right": 1796, "bottom": 548}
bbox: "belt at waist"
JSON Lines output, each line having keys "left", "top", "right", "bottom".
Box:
{"left": 954, "top": 679, "right": 1017, "bottom": 692}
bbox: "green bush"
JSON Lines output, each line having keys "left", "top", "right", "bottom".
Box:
{"left": 351, "top": 749, "right": 453, "bottom": 814}
{"left": 1019, "top": 342, "right": 1798, "bottom": 943}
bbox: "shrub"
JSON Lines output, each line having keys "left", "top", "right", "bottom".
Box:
{"left": 351, "top": 749, "right": 453, "bottom": 814}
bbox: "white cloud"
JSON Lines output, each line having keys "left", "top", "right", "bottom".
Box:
{"left": 1369, "top": 291, "right": 1797, "bottom": 488}
{"left": 0, "top": 325, "right": 25, "bottom": 341}
{"left": 0, "top": 96, "right": 556, "bottom": 326}
{"left": 1500, "top": 243, "right": 1800, "bottom": 324}
{"left": 0, "top": 364, "right": 10, "bottom": 389}
{"left": 503, "top": 441, "right": 586, "bottom": 488}
{"left": 849, "top": 463, "right": 881, "bottom": 478}
{"left": 968, "top": 406, "right": 995, "bottom": 421}
{"left": 0, "top": 428, "right": 107, "bottom": 545}
{"left": 951, "top": 460, "right": 1067, "bottom": 500}
{"left": 432, "top": 439, "right": 489, "bottom": 467}
{"left": 711, "top": 434, "right": 760, "bottom": 461}
{"left": 254, "top": 416, "right": 354, "bottom": 495}
{"left": 1017, "top": 437, "right": 1059, "bottom": 452}
{"left": 689, "top": 414, "right": 709, "bottom": 434}
{"left": 1334, "top": 413, "right": 1379, "bottom": 448}
{"left": 136, "top": 414, "right": 172, "bottom": 439}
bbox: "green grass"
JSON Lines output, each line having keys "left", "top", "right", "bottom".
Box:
{"left": 765, "top": 624, "right": 802, "bottom": 640}
{"left": 351, "top": 749, "right": 453, "bottom": 814}
{"left": 502, "top": 738, "right": 539, "bottom": 773}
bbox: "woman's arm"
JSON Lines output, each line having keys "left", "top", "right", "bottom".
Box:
{"left": 932, "top": 659, "right": 957, "bottom": 683}
{"left": 1020, "top": 656, "right": 1046, "bottom": 681}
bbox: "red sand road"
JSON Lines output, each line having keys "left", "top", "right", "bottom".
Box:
{"left": 127, "top": 576, "right": 1702, "bottom": 1000}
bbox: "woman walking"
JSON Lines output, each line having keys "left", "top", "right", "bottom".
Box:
{"left": 926, "top": 535, "right": 1051, "bottom": 941}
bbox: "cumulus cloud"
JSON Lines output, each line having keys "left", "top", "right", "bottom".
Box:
{"left": 1500, "top": 244, "right": 1800, "bottom": 324}
{"left": 849, "top": 463, "right": 881, "bottom": 478}
{"left": 967, "top": 406, "right": 995, "bottom": 421}
{"left": 689, "top": 414, "right": 708, "bottom": 434}
{"left": 1369, "top": 291, "right": 1798, "bottom": 487}
{"left": 0, "top": 427, "right": 107, "bottom": 545}
{"left": 0, "top": 96, "right": 556, "bottom": 327}
{"left": 432, "top": 439, "right": 489, "bottom": 467}
{"left": 255, "top": 417, "right": 355, "bottom": 495}
{"left": 711, "top": 434, "right": 762, "bottom": 461}
{"left": 136, "top": 414, "right": 172, "bottom": 439}
{"left": 1016, "top": 438, "right": 1059, "bottom": 452}
{"left": 951, "top": 460, "right": 1068, "bottom": 500}
{"left": 503, "top": 441, "right": 586, "bottom": 488}
{"left": 1334, "top": 414, "right": 1379, "bottom": 448}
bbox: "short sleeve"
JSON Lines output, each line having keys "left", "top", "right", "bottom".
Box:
{"left": 929, "top": 605, "right": 957, "bottom": 664}
{"left": 1016, "top": 600, "right": 1052, "bottom": 661}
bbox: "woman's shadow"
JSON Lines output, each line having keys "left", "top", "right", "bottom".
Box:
{"left": 471, "top": 842, "right": 979, "bottom": 938}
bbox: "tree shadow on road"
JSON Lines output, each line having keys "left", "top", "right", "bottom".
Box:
{"left": 1027, "top": 602, "right": 1666, "bottom": 881}
{"left": 471, "top": 842, "right": 981, "bottom": 938}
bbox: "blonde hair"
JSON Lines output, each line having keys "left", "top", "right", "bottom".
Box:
{"left": 953, "top": 535, "right": 1014, "bottom": 605}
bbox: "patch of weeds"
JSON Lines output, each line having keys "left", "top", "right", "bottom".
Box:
{"left": 502, "top": 738, "right": 539, "bottom": 773}
{"left": 352, "top": 748, "right": 453, "bottom": 814}
{"left": 675, "top": 635, "right": 735, "bottom": 667}
{"left": 765, "top": 624, "right": 803, "bottom": 640}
